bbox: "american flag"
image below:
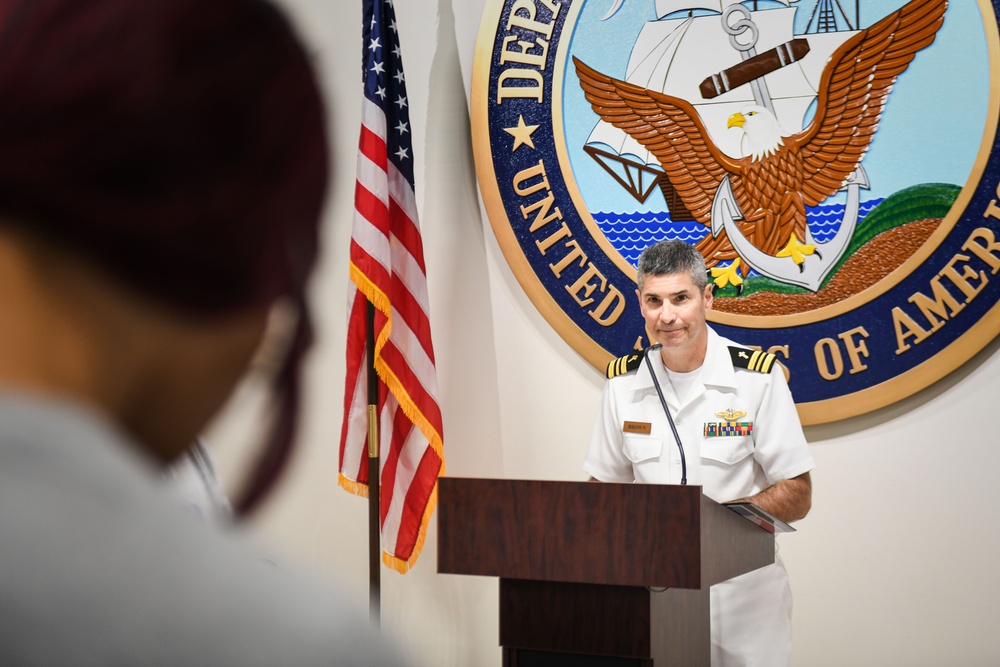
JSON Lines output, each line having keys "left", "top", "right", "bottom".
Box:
{"left": 339, "top": 0, "right": 444, "bottom": 573}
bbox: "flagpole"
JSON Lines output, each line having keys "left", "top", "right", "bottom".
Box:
{"left": 365, "top": 301, "right": 381, "bottom": 628}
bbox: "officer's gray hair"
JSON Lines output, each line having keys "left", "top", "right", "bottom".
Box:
{"left": 636, "top": 240, "right": 708, "bottom": 292}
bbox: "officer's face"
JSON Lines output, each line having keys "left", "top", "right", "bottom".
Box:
{"left": 637, "top": 272, "right": 713, "bottom": 372}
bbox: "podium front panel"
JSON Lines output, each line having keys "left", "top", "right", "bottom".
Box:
{"left": 438, "top": 478, "right": 771, "bottom": 589}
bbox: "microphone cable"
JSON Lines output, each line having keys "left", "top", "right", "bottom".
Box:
{"left": 643, "top": 344, "right": 688, "bottom": 485}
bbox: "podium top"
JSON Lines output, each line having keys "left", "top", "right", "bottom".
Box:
{"left": 437, "top": 477, "right": 773, "bottom": 589}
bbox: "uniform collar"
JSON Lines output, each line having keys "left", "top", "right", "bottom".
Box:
{"left": 700, "top": 327, "right": 738, "bottom": 390}
{"left": 627, "top": 327, "right": 738, "bottom": 399}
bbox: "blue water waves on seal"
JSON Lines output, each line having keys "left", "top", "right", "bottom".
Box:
{"left": 596, "top": 198, "right": 884, "bottom": 266}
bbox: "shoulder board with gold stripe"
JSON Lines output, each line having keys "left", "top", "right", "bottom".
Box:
{"left": 728, "top": 346, "right": 777, "bottom": 373}
{"left": 606, "top": 351, "right": 644, "bottom": 379}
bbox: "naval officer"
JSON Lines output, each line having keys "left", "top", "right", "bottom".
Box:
{"left": 584, "top": 239, "right": 814, "bottom": 667}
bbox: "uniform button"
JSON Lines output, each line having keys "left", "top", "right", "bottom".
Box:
{"left": 727, "top": 454, "right": 735, "bottom": 462}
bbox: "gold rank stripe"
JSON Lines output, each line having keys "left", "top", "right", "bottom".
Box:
{"left": 727, "top": 346, "right": 777, "bottom": 374}
{"left": 606, "top": 353, "right": 640, "bottom": 379}
{"left": 745, "top": 349, "right": 776, "bottom": 373}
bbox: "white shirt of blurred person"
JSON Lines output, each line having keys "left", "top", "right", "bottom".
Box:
{"left": 162, "top": 440, "right": 233, "bottom": 523}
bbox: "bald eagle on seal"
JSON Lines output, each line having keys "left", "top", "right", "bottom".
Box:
{"left": 574, "top": 0, "right": 948, "bottom": 274}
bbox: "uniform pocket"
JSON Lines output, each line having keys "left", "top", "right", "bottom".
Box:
{"left": 622, "top": 434, "right": 662, "bottom": 464}
{"left": 700, "top": 437, "right": 753, "bottom": 466}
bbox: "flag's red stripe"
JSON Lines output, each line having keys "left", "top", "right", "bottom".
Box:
{"left": 391, "top": 447, "right": 442, "bottom": 560}
{"left": 354, "top": 182, "right": 388, "bottom": 231}
{"left": 387, "top": 279, "right": 435, "bottom": 362}
{"left": 340, "top": 297, "right": 371, "bottom": 486}
{"left": 353, "top": 216, "right": 436, "bottom": 366}
{"left": 387, "top": 199, "right": 426, "bottom": 272}
{"left": 349, "top": 239, "right": 391, "bottom": 292}
{"left": 379, "top": 340, "right": 442, "bottom": 431}
{"left": 339, "top": 293, "right": 367, "bottom": 449}
{"left": 379, "top": 339, "right": 436, "bottom": 419}
{"left": 358, "top": 124, "right": 388, "bottom": 171}
{"left": 378, "top": 414, "right": 411, "bottom": 526}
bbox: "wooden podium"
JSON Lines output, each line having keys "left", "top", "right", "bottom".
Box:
{"left": 437, "top": 478, "right": 774, "bottom": 666}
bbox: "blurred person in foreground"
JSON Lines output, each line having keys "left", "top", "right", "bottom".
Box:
{"left": 162, "top": 439, "right": 233, "bottom": 524}
{"left": 584, "top": 240, "right": 814, "bottom": 667}
{"left": 0, "top": 1, "right": 409, "bottom": 665}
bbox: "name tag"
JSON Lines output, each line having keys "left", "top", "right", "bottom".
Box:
{"left": 622, "top": 421, "right": 652, "bottom": 435}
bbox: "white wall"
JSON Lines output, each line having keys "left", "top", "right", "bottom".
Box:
{"left": 207, "top": 1, "right": 1000, "bottom": 665}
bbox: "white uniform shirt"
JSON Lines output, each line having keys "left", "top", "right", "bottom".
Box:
{"left": 584, "top": 326, "right": 815, "bottom": 667}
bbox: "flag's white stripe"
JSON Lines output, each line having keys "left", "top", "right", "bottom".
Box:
{"left": 380, "top": 425, "right": 427, "bottom": 555}
{"left": 352, "top": 123, "right": 392, "bottom": 274}
{"left": 352, "top": 208, "right": 391, "bottom": 274}
{"left": 388, "top": 230, "right": 430, "bottom": 312}
{"left": 352, "top": 208, "right": 427, "bottom": 308}
{"left": 360, "top": 97, "right": 387, "bottom": 141}
{"left": 376, "top": 396, "right": 402, "bottom": 547}
{"left": 342, "top": 354, "right": 372, "bottom": 480}
{"left": 387, "top": 160, "right": 419, "bottom": 229}
{"left": 355, "top": 151, "right": 389, "bottom": 207}
{"left": 355, "top": 130, "right": 428, "bottom": 311}
{"left": 342, "top": 403, "right": 369, "bottom": 479}
{"left": 387, "top": 308, "right": 439, "bottom": 397}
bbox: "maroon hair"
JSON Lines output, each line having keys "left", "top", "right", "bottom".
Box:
{"left": 0, "top": 0, "right": 328, "bottom": 514}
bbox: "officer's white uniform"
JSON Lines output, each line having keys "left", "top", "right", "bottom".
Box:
{"left": 584, "top": 327, "right": 815, "bottom": 667}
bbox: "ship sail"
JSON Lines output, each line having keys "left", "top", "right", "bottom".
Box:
{"left": 584, "top": 0, "right": 856, "bottom": 206}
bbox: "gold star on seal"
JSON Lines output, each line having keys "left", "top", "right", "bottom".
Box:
{"left": 504, "top": 115, "right": 539, "bottom": 151}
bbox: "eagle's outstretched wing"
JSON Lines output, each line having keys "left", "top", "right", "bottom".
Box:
{"left": 796, "top": 0, "right": 947, "bottom": 206}
{"left": 574, "top": 57, "right": 744, "bottom": 224}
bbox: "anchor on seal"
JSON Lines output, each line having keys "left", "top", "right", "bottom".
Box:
{"left": 706, "top": 3, "right": 866, "bottom": 292}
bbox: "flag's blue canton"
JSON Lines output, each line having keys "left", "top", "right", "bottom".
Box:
{"left": 362, "top": 0, "right": 414, "bottom": 187}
